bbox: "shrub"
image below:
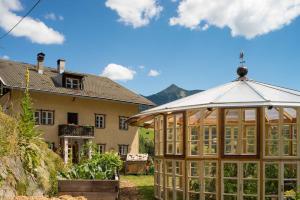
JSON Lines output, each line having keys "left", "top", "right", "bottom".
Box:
{"left": 139, "top": 132, "right": 154, "bottom": 156}
{"left": 60, "top": 151, "right": 122, "bottom": 180}
{"left": 0, "top": 106, "right": 18, "bottom": 157}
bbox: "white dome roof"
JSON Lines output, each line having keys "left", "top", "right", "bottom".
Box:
{"left": 136, "top": 78, "right": 300, "bottom": 119}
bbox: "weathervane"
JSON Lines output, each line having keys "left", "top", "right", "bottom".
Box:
{"left": 239, "top": 51, "right": 245, "bottom": 65}
{"left": 237, "top": 51, "right": 248, "bottom": 80}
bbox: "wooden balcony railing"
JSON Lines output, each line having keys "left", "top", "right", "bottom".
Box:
{"left": 58, "top": 124, "right": 94, "bottom": 137}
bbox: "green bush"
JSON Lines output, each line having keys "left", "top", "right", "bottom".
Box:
{"left": 60, "top": 151, "right": 122, "bottom": 180}
{"left": 139, "top": 131, "right": 154, "bottom": 156}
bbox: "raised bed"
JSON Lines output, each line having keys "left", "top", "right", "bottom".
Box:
{"left": 58, "top": 179, "right": 119, "bottom": 200}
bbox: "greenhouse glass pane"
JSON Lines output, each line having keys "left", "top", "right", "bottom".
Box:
{"left": 243, "top": 180, "right": 258, "bottom": 194}
{"left": 189, "top": 178, "right": 200, "bottom": 192}
{"left": 265, "top": 180, "right": 278, "bottom": 195}
{"left": 265, "top": 164, "right": 279, "bottom": 178}
{"left": 223, "top": 179, "right": 238, "bottom": 193}
{"left": 205, "top": 178, "right": 216, "bottom": 192}
{"left": 243, "top": 163, "right": 258, "bottom": 178}
{"left": 224, "top": 163, "right": 238, "bottom": 177}
{"left": 284, "top": 163, "right": 297, "bottom": 179}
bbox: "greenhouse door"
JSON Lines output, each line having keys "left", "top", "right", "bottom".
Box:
{"left": 154, "top": 159, "right": 164, "bottom": 200}
{"left": 165, "top": 160, "right": 185, "bottom": 200}
{"left": 222, "top": 161, "right": 260, "bottom": 200}
{"left": 264, "top": 162, "right": 299, "bottom": 200}
{"left": 187, "top": 161, "right": 218, "bottom": 200}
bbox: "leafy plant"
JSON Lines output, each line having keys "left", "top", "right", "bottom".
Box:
{"left": 60, "top": 150, "right": 122, "bottom": 180}
{"left": 284, "top": 190, "right": 300, "bottom": 200}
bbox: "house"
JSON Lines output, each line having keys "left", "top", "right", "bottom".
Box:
{"left": 129, "top": 60, "right": 300, "bottom": 200}
{"left": 0, "top": 53, "right": 155, "bottom": 163}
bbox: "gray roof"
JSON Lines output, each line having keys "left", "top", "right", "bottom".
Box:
{"left": 0, "top": 59, "right": 154, "bottom": 106}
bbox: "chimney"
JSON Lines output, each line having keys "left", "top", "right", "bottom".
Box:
{"left": 37, "top": 52, "right": 45, "bottom": 74}
{"left": 57, "top": 59, "right": 65, "bottom": 74}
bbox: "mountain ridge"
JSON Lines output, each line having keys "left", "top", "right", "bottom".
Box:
{"left": 145, "top": 84, "right": 203, "bottom": 106}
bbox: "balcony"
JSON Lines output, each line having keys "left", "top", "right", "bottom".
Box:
{"left": 58, "top": 124, "right": 94, "bottom": 138}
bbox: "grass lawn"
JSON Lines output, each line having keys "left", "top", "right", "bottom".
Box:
{"left": 121, "top": 175, "right": 154, "bottom": 200}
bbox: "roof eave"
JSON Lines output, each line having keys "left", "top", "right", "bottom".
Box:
{"left": 5, "top": 85, "right": 155, "bottom": 106}
{"left": 128, "top": 101, "right": 300, "bottom": 126}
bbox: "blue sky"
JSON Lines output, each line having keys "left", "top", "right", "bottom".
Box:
{"left": 0, "top": 0, "right": 300, "bottom": 95}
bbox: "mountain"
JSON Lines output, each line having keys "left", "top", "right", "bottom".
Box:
{"left": 146, "top": 84, "right": 203, "bottom": 106}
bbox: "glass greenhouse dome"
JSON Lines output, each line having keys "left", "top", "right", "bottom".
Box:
{"left": 129, "top": 58, "right": 300, "bottom": 200}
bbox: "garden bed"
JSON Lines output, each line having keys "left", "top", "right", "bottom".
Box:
{"left": 58, "top": 180, "right": 119, "bottom": 200}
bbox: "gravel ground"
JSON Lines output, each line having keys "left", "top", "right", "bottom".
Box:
{"left": 13, "top": 195, "right": 86, "bottom": 200}
{"left": 119, "top": 179, "right": 141, "bottom": 200}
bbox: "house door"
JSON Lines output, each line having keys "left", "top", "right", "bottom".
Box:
{"left": 68, "top": 112, "right": 78, "bottom": 125}
{"left": 222, "top": 161, "right": 260, "bottom": 200}
{"left": 264, "top": 162, "right": 299, "bottom": 200}
{"left": 67, "top": 141, "right": 80, "bottom": 164}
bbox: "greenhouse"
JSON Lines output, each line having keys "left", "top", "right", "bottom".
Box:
{"left": 129, "top": 60, "right": 300, "bottom": 200}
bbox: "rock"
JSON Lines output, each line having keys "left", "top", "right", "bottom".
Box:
{"left": 0, "top": 185, "right": 16, "bottom": 199}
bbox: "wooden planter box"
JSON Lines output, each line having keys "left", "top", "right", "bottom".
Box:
{"left": 58, "top": 179, "right": 119, "bottom": 200}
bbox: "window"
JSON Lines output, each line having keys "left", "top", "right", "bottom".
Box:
{"left": 187, "top": 161, "right": 218, "bottom": 200}
{"left": 119, "top": 116, "right": 129, "bottom": 130}
{"left": 68, "top": 112, "right": 78, "bottom": 125}
{"left": 154, "top": 115, "right": 164, "bottom": 156}
{"left": 65, "top": 77, "right": 81, "bottom": 89}
{"left": 187, "top": 110, "right": 201, "bottom": 156}
{"left": 203, "top": 109, "right": 218, "bottom": 156}
{"left": 265, "top": 107, "right": 298, "bottom": 157}
{"left": 165, "top": 160, "right": 184, "bottom": 200}
{"left": 264, "top": 162, "right": 299, "bottom": 199}
{"left": 224, "top": 108, "right": 257, "bottom": 155}
{"left": 35, "top": 111, "right": 41, "bottom": 124}
{"left": 222, "top": 161, "right": 259, "bottom": 200}
{"left": 98, "top": 144, "right": 106, "bottom": 154}
{"left": 187, "top": 109, "right": 218, "bottom": 157}
{"left": 35, "top": 110, "right": 54, "bottom": 125}
{"left": 119, "top": 144, "right": 128, "bottom": 155}
{"left": 166, "top": 113, "right": 184, "bottom": 155}
{"left": 95, "top": 114, "right": 105, "bottom": 129}
{"left": 154, "top": 159, "right": 164, "bottom": 199}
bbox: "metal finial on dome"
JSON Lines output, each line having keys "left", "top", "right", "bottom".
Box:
{"left": 237, "top": 51, "right": 248, "bottom": 80}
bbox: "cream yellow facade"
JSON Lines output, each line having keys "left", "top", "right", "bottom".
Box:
{"left": 4, "top": 89, "right": 139, "bottom": 156}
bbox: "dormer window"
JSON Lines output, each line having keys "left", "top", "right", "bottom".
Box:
{"left": 66, "top": 77, "right": 80, "bottom": 89}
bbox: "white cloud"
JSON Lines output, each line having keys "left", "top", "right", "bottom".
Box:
{"left": 148, "top": 69, "right": 160, "bottom": 77}
{"left": 139, "top": 65, "right": 145, "bottom": 69}
{"left": 202, "top": 24, "right": 209, "bottom": 31}
{"left": 0, "top": 0, "right": 64, "bottom": 44}
{"left": 101, "top": 63, "right": 136, "bottom": 81}
{"left": 1, "top": 55, "right": 9, "bottom": 60}
{"left": 105, "top": 0, "right": 163, "bottom": 28}
{"left": 44, "top": 13, "right": 64, "bottom": 21}
{"left": 169, "top": 0, "right": 300, "bottom": 39}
